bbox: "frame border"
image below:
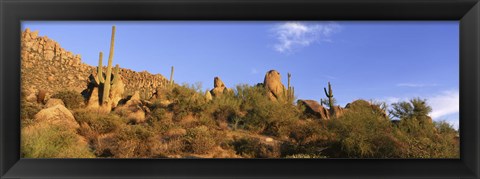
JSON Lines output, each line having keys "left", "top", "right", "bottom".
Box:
{"left": 1, "top": 0, "right": 479, "bottom": 178}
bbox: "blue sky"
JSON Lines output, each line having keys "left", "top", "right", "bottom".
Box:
{"left": 22, "top": 21, "right": 459, "bottom": 128}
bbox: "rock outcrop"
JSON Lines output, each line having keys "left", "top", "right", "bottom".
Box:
{"left": 45, "top": 98, "right": 65, "bottom": 108}
{"left": 34, "top": 104, "right": 79, "bottom": 129}
{"left": 115, "top": 91, "right": 148, "bottom": 123}
{"left": 345, "top": 99, "right": 387, "bottom": 118}
{"left": 330, "top": 105, "right": 345, "bottom": 119}
{"left": 21, "top": 28, "right": 168, "bottom": 103}
{"left": 209, "top": 77, "right": 233, "bottom": 97}
{"left": 263, "top": 70, "right": 286, "bottom": 101}
{"left": 297, "top": 100, "right": 330, "bottom": 120}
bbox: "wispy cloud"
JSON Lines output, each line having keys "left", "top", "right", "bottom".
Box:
{"left": 270, "top": 21, "right": 340, "bottom": 53}
{"left": 381, "top": 90, "right": 459, "bottom": 128}
{"left": 250, "top": 68, "right": 258, "bottom": 75}
{"left": 396, "top": 83, "right": 438, "bottom": 88}
{"left": 322, "top": 75, "right": 337, "bottom": 80}
{"left": 428, "top": 90, "right": 459, "bottom": 119}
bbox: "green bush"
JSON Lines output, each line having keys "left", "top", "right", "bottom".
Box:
{"left": 106, "top": 125, "right": 158, "bottom": 158}
{"left": 184, "top": 126, "right": 220, "bottom": 154}
{"left": 282, "top": 120, "right": 332, "bottom": 157}
{"left": 388, "top": 98, "right": 459, "bottom": 158}
{"left": 235, "top": 85, "right": 301, "bottom": 137}
{"left": 20, "top": 101, "right": 43, "bottom": 126}
{"left": 231, "top": 137, "right": 280, "bottom": 158}
{"left": 326, "top": 100, "right": 397, "bottom": 158}
{"left": 51, "top": 90, "right": 85, "bottom": 109}
{"left": 74, "top": 109, "right": 126, "bottom": 134}
{"left": 21, "top": 123, "right": 95, "bottom": 158}
{"left": 167, "top": 84, "right": 208, "bottom": 120}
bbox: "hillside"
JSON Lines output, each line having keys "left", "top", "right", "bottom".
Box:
{"left": 21, "top": 28, "right": 168, "bottom": 101}
{"left": 19, "top": 28, "right": 459, "bottom": 159}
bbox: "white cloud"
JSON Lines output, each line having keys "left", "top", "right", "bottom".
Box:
{"left": 271, "top": 22, "right": 340, "bottom": 53}
{"left": 381, "top": 90, "right": 459, "bottom": 129}
{"left": 428, "top": 90, "right": 459, "bottom": 119}
{"left": 396, "top": 83, "right": 438, "bottom": 87}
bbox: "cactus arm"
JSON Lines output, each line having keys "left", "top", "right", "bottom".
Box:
{"left": 287, "top": 73, "right": 291, "bottom": 89}
{"left": 97, "top": 52, "right": 105, "bottom": 83}
{"left": 102, "top": 26, "right": 116, "bottom": 104}
{"left": 112, "top": 64, "right": 120, "bottom": 84}
{"left": 324, "top": 87, "right": 330, "bottom": 97}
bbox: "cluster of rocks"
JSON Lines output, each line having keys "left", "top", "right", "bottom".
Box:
{"left": 298, "top": 99, "right": 388, "bottom": 120}
{"left": 205, "top": 77, "right": 234, "bottom": 100}
{"left": 21, "top": 28, "right": 169, "bottom": 103}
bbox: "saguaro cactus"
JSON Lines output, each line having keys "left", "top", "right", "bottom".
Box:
{"left": 170, "top": 66, "right": 175, "bottom": 86}
{"left": 286, "top": 73, "right": 294, "bottom": 101}
{"left": 102, "top": 26, "right": 116, "bottom": 105}
{"left": 97, "top": 52, "right": 104, "bottom": 83}
{"left": 324, "top": 82, "right": 334, "bottom": 110}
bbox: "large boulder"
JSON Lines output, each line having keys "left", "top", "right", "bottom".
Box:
{"left": 115, "top": 91, "right": 147, "bottom": 123}
{"left": 209, "top": 77, "right": 233, "bottom": 97}
{"left": 263, "top": 70, "right": 286, "bottom": 101}
{"left": 45, "top": 98, "right": 65, "bottom": 108}
{"left": 109, "top": 75, "right": 125, "bottom": 108}
{"left": 34, "top": 104, "right": 79, "bottom": 129}
{"left": 83, "top": 71, "right": 125, "bottom": 113}
{"left": 330, "top": 105, "right": 345, "bottom": 119}
{"left": 345, "top": 99, "right": 387, "bottom": 118}
{"left": 205, "top": 90, "right": 213, "bottom": 101}
{"left": 297, "top": 100, "right": 330, "bottom": 120}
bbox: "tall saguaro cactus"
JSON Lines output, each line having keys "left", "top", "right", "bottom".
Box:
{"left": 102, "top": 26, "right": 116, "bottom": 105}
{"left": 170, "top": 66, "right": 175, "bottom": 87}
{"left": 287, "top": 73, "right": 294, "bottom": 101}
{"left": 324, "top": 82, "right": 334, "bottom": 110}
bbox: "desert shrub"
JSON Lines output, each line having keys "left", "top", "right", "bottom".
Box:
{"left": 392, "top": 118, "right": 459, "bottom": 158}
{"left": 51, "top": 90, "right": 85, "bottom": 109}
{"left": 235, "top": 85, "right": 300, "bottom": 137}
{"left": 184, "top": 126, "right": 221, "bottom": 154}
{"left": 147, "top": 107, "right": 174, "bottom": 130}
{"left": 20, "top": 100, "right": 43, "bottom": 126}
{"left": 167, "top": 84, "right": 208, "bottom": 120}
{"left": 388, "top": 98, "right": 459, "bottom": 158}
{"left": 21, "top": 123, "right": 94, "bottom": 158}
{"left": 326, "top": 101, "right": 398, "bottom": 158}
{"left": 74, "top": 109, "right": 126, "bottom": 134}
{"left": 104, "top": 125, "right": 158, "bottom": 158}
{"left": 231, "top": 137, "right": 280, "bottom": 158}
{"left": 282, "top": 120, "right": 332, "bottom": 157}
{"left": 285, "top": 154, "right": 327, "bottom": 158}
{"left": 202, "top": 90, "right": 242, "bottom": 129}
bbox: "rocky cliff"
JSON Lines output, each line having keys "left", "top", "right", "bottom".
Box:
{"left": 21, "top": 28, "right": 169, "bottom": 99}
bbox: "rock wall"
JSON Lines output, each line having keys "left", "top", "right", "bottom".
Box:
{"left": 21, "top": 28, "right": 169, "bottom": 99}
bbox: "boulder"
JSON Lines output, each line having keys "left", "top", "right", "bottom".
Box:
{"left": 297, "top": 100, "right": 330, "bottom": 120}
{"left": 205, "top": 91, "right": 213, "bottom": 101}
{"left": 45, "top": 98, "right": 65, "bottom": 108}
{"left": 109, "top": 76, "right": 125, "bottom": 108}
{"left": 345, "top": 99, "right": 387, "bottom": 118}
{"left": 209, "top": 77, "right": 232, "bottom": 97}
{"left": 84, "top": 71, "right": 125, "bottom": 112}
{"left": 34, "top": 104, "right": 79, "bottom": 129}
{"left": 330, "top": 105, "right": 345, "bottom": 119}
{"left": 116, "top": 91, "right": 147, "bottom": 123}
{"left": 263, "top": 70, "right": 286, "bottom": 101}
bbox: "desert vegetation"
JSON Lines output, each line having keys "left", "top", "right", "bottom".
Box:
{"left": 20, "top": 26, "right": 459, "bottom": 158}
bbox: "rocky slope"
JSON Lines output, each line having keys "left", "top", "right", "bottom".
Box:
{"left": 21, "top": 28, "right": 169, "bottom": 100}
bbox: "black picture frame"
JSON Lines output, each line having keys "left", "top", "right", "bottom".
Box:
{"left": 1, "top": 0, "right": 479, "bottom": 178}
